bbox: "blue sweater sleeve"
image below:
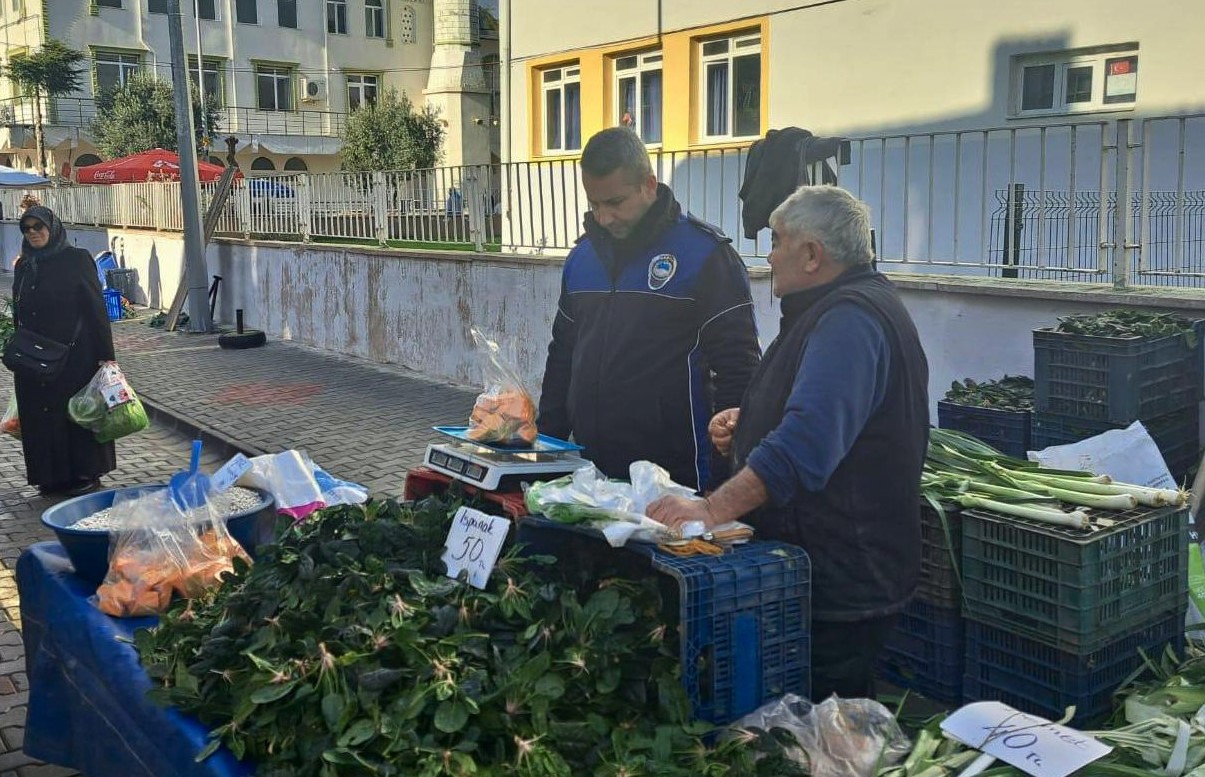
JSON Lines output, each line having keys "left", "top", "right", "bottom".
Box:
{"left": 746, "top": 303, "right": 891, "bottom": 506}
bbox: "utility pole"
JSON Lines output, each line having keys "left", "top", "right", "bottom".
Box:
{"left": 168, "top": 0, "right": 213, "bottom": 332}
{"left": 193, "top": 0, "right": 208, "bottom": 156}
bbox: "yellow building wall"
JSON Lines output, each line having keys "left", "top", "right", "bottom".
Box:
{"left": 525, "top": 17, "right": 769, "bottom": 159}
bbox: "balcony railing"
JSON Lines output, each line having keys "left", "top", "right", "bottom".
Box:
{"left": 0, "top": 97, "right": 346, "bottom": 137}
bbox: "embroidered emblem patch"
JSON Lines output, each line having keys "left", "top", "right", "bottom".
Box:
{"left": 648, "top": 254, "right": 678, "bottom": 290}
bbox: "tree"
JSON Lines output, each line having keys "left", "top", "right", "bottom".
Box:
{"left": 3, "top": 40, "right": 86, "bottom": 177}
{"left": 341, "top": 89, "right": 445, "bottom": 172}
{"left": 89, "top": 73, "right": 220, "bottom": 160}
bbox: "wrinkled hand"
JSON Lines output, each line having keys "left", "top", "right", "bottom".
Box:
{"left": 709, "top": 408, "right": 740, "bottom": 456}
{"left": 646, "top": 495, "right": 718, "bottom": 533}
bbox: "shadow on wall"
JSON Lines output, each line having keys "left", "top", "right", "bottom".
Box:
{"left": 147, "top": 245, "right": 162, "bottom": 310}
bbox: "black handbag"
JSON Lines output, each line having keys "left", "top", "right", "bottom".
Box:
{"left": 2, "top": 318, "right": 82, "bottom": 381}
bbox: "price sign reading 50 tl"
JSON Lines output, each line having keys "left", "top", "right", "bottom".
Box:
{"left": 442, "top": 507, "right": 511, "bottom": 590}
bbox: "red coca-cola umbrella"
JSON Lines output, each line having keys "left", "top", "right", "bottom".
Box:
{"left": 75, "top": 148, "right": 237, "bottom": 184}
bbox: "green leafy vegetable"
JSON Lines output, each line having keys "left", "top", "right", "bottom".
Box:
{"left": 943, "top": 376, "right": 1033, "bottom": 411}
{"left": 1055, "top": 310, "right": 1199, "bottom": 349}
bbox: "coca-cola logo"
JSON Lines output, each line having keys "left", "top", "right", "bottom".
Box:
{"left": 92, "top": 171, "right": 116, "bottom": 180}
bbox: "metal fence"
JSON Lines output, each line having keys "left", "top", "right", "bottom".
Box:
{"left": 4, "top": 111, "right": 1205, "bottom": 288}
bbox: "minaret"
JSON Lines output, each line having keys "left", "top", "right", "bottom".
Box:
{"left": 425, "top": 0, "right": 491, "bottom": 169}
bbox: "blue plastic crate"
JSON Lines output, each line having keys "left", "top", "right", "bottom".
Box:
{"left": 963, "top": 608, "right": 1184, "bottom": 727}
{"left": 937, "top": 401, "right": 1031, "bottom": 459}
{"left": 103, "top": 288, "right": 123, "bottom": 322}
{"left": 516, "top": 518, "right": 811, "bottom": 724}
{"left": 878, "top": 600, "right": 963, "bottom": 703}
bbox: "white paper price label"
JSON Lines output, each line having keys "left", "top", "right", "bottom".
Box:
{"left": 941, "top": 702, "right": 1112, "bottom": 777}
{"left": 211, "top": 453, "right": 252, "bottom": 493}
{"left": 442, "top": 507, "right": 510, "bottom": 590}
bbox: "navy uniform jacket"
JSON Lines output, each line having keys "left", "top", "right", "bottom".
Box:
{"left": 538, "top": 184, "right": 761, "bottom": 491}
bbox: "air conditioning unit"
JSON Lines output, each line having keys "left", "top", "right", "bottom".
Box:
{"left": 300, "top": 77, "right": 328, "bottom": 103}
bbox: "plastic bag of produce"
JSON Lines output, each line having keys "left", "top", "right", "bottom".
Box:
{"left": 466, "top": 327, "right": 538, "bottom": 446}
{"left": 68, "top": 361, "right": 149, "bottom": 443}
{"left": 1, "top": 394, "right": 18, "bottom": 439}
{"left": 169, "top": 475, "right": 251, "bottom": 598}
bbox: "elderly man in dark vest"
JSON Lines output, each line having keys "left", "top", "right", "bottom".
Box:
{"left": 649, "top": 185, "right": 930, "bottom": 701}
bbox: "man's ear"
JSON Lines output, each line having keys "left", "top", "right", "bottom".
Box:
{"left": 641, "top": 173, "right": 658, "bottom": 197}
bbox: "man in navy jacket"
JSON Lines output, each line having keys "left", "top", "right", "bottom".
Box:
{"left": 538, "top": 128, "right": 760, "bottom": 491}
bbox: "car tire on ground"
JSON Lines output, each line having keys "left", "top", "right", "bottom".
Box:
{"left": 218, "top": 330, "right": 267, "bottom": 350}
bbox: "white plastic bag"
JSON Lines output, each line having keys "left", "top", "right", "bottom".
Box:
{"left": 1028, "top": 420, "right": 1177, "bottom": 489}
{"left": 236, "top": 451, "right": 369, "bottom": 520}
{"left": 1, "top": 394, "right": 18, "bottom": 439}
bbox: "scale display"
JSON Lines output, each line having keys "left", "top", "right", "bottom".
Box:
{"left": 424, "top": 441, "right": 588, "bottom": 491}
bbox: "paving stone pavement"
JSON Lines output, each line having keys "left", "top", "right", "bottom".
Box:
{"left": 111, "top": 320, "right": 480, "bottom": 498}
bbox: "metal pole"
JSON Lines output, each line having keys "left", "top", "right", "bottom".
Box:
{"left": 168, "top": 0, "right": 213, "bottom": 332}
{"left": 194, "top": 0, "right": 208, "bottom": 155}
{"left": 1112, "top": 119, "right": 1133, "bottom": 290}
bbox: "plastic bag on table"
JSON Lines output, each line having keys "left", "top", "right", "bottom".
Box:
{"left": 238, "top": 450, "right": 326, "bottom": 520}
{"left": 466, "top": 327, "right": 538, "bottom": 446}
{"left": 67, "top": 361, "right": 149, "bottom": 444}
{"left": 169, "top": 474, "right": 251, "bottom": 598}
{"left": 94, "top": 489, "right": 189, "bottom": 617}
{"left": 313, "top": 464, "right": 369, "bottom": 507}
{"left": 1, "top": 394, "right": 18, "bottom": 439}
{"left": 730, "top": 695, "right": 911, "bottom": 777}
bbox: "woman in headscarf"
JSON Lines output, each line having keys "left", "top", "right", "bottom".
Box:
{"left": 8, "top": 205, "right": 115, "bottom": 496}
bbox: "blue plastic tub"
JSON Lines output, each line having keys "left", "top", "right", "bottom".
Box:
{"left": 103, "top": 288, "right": 123, "bottom": 322}
{"left": 40, "top": 485, "right": 276, "bottom": 586}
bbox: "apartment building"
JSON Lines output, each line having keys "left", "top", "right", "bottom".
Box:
{"left": 0, "top": 0, "right": 499, "bottom": 176}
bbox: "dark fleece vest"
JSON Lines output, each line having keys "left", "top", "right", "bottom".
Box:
{"left": 732, "top": 267, "right": 930, "bottom": 620}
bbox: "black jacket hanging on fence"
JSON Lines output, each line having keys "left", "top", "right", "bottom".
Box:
{"left": 738, "top": 127, "right": 843, "bottom": 239}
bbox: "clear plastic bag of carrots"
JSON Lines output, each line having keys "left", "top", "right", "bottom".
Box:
{"left": 93, "top": 485, "right": 249, "bottom": 617}
{"left": 466, "top": 327, "right": 539, "bottom": 447}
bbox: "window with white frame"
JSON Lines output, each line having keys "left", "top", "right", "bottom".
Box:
{"left": 256, "top": 64, "right": 294, "bottom": 111}
{"left": 614, "top": 51, "right": 662, "bottom": 145}
{"left": 326, "top": 0, "right": 347, "bottom": 34}
{"left": 194, "top": 0, "right": 217, "bottom": 19}
{"left": 187, "top": 57, "right": 223, "bottom": 105}
{"left": 94, "top": 51, "right": 141, "bottom": 92}
{"left": 96, "top": 0, "right": 121, "bottom": 7}
{"left": 542, "top": 65, "right": 581, "bottom": 153}
{"left": 365, "top": 0, "right": 385, "bottom": 38}
{"left": 699, "top": 32, "right": 761, "bottom": 141}
{"left": 346, "top": 73, "right": 378, "bottom": 110}
{"left": 1015, "top": 49, "right": 1139, "bottom": 116}
{"left": 235, "top": 0, "right": 257, "bottom": 24}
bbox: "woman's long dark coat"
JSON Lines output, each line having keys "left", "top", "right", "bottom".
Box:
{"left": 10, "top": 208, "right": 116, "bottom": 488}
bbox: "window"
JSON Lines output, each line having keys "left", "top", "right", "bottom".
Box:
{"left": 541, "top": 65, "right": 581, "bottom": 153}
{"left": 398, "top": 5, "right": 416, "bottom": 43}
{"left": 326, "top": 0, "right": 346, "bottom": 34}
{"left": 284, "top": 157, "right": 308, "bottom": 171}
{"left": 346, "top": 74, "right": 378, "bottom": 111}
{"left": 194, "top": 0, "right": 217, "bottom": 19}
{"left": 256, "top": 65, "right": 294, "bottom": 111}
{"left": 188, "top": 57, "right": 223, "bottom": 105}
{"left": 96, "top": 0, "right": 121, "bottom": 7}
{"left": 365, "top": 0, "right": 385, "bottom": 38}
{"left": 615, "top": 51, "right": 662, "bottom": 145}
{"left": 148, "top": 0, "right": 167, "bottom": 12}
{"left": 235, "top": 0, "right": 257, "bottom": 23}
{"left": 482, "top": 53, "right": 500, "bottom": 120}
{"left": 1015, "top": 49, "right": 1139, "bottom": 116}
{"left": 277, "top": 0, "right": 296, "bottom": 28}
{"left": 74, "top": 153, "right": 102, "bottom": 168}
{"left": 699, "top": 32, "right": 761, "bottom": 141}
{"left": 94, "top": 51, "right": 142, "bottom": 92}
{"left": 251, "top": 157, "right": 276, "bottom": 171}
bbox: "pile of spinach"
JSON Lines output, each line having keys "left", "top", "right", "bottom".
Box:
{"left": 942, "top": 375, "right": 1033, "bottom": 411}
{"left": 135, "top": 495, "right": 802, "bottom": 777}
{"left": 1054, "top": 310, "right": 1199, "bottom": 347}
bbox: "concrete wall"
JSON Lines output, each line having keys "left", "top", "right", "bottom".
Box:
{"left": 8, "top": 223, "right": 1205, "bottom": 425}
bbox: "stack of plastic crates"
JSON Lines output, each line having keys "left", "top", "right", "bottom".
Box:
{"left": 878, "top": 503, "right": 964, "bottom": 703}
{"left": 1031, "top": 322, "right": 1204, "bottom": 481}
{"left": 516, "top": 517, "right": 811, "bottom": 725}
{"left": 960, "top": 504, "right": 1188, "bottom": 726}
{"left": 937, "top": 401, "right": 1031, "bottom": 459}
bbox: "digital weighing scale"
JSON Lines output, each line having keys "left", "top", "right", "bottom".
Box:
{"left": 423, "top": 426, "right": 590, "bottom": 491}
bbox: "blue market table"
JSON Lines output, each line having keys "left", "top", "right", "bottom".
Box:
{"left": 16, "top": 542, "right": 252, "bottom": 777}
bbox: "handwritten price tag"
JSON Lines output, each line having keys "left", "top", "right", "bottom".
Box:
{"left": 941, "top": 702, "right": 1111, "bottom": 777}
{"left": 442, "top": 507, "right": 510, "bottom": 590}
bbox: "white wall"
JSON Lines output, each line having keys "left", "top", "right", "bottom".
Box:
{"left": 8, "top": 224, "right": 1204, "bottom": 426}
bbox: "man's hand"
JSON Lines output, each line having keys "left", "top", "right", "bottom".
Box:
{"left": 709, "top": 408, "right": 740, "bottom": 456}
{"left": 647, "top": 495, "right": 719, "bottom": 533}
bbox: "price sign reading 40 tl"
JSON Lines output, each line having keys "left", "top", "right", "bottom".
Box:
{"left": 442, "top": 507, "right": 511, "bottom": 590}
{"left": 941, "top": 702, "right": 1112, "bottom": 777}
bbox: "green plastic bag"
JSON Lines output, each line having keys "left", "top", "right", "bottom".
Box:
{"left": 68, "top": 361, "right": 149, "bottom": 443}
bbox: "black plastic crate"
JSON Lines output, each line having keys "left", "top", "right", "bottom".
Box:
{"left": 879, "top": 600, "right": 963, "bottom": 703}
{"left": 1033, "top": 322, "right": 1204, "bottom": 424}
{"left": 963, "top": 608, "right": 1183, "bottom": 727}
{"left": 937, "top": 401, "right": 1031, "bottom": 459}
{"left": 917, "top": 502, "right": 962, "bottom": 608}
{"left": 516, "top": 518, "right": 810, "bottom": 725}
{"left": 1030, "top": 406, "right": 1201, "bottom": 483}
{"left": 961, "top": 505, "right": 1188, "bottom": 651}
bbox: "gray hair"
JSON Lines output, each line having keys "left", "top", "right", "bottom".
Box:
{"left": 769, "top": 186, "right": 874, "bottom": 267}
{"left": 580, "top": 127, "right": 654, "bottom": 184}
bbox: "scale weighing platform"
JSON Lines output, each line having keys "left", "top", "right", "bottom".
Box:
{"left": 423, "top": 426, "right": 590, "bottom": 491}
